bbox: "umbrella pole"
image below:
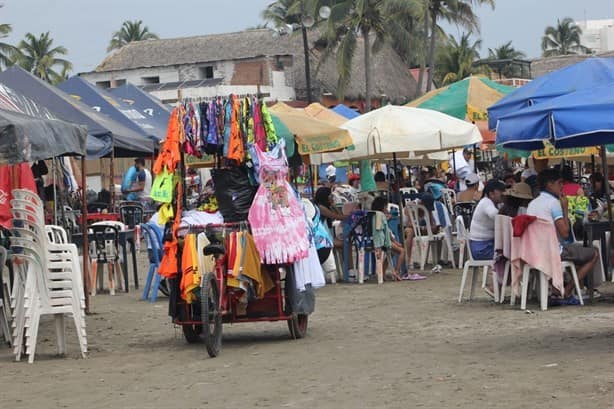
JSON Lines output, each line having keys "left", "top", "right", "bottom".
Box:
{"left": 473, "top": 144, "right": 477, "bottom": 173}
{"left": 81, "top": 156, "right": 90, "bottom": 314}
{"left": 452, "top": 149, "right": 457, "bottom": 190}
{"left": 109, "top": 153, "right": 115, "bottom": 212}
{"left": 601, "top": 146, "right": 612, "bottom": 223}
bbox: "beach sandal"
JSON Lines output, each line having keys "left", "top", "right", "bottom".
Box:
{"left": 402, "top": 273, "right": 427, "bottom": 281}
{"left": 482, "top": 287, "right": 495, "bottom": 299}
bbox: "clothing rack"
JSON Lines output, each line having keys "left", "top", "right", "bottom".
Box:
{"left": 186, "top": 221, "right": 250, "bottom": 235}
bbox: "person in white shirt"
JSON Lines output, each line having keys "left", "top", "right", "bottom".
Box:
{"left": 527, "top": 168, "right": 600, "bottom": 299}
{"left": 469, "top": 179, "right": 506, "bottom": 260}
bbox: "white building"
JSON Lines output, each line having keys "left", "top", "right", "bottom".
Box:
{"left": 576, "top": 19, "right": 614, "bottom": 54}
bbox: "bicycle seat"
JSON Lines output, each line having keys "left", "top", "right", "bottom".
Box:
{"left": 203, "top": 243, "right": 225, "bottom": 256}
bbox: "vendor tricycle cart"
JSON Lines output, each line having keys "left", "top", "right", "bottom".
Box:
{"left": 172, "top": 222, "right": 310, "bottom": 358}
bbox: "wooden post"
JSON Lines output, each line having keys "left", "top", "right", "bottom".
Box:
{"left": 81, "top": 156, "right": 90, "bottom": 313}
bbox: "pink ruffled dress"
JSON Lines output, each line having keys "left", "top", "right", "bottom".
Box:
{"left": 248, "top": 144, "right": 310, "bottom": 264}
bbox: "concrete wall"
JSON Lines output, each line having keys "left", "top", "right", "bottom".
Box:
{"left": 530, "top": 55, "right": 590, "bottom": 79}
{"left": 81, "top": 66, "right": 180, "bottom": 87}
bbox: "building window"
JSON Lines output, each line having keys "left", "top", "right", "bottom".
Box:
{"left": 96, "top": 80, "right": 111, "bottom": 89}
{"left": 141, "top": 76, "right": 160, "bottom": 85}
{"left": 199, "top": 66, "right": 214, "bottom": 79}
{"left": 113, "top": 79, "right": 126, "bottom": 87}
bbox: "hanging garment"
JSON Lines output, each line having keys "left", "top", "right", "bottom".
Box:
{"left": 205, "top": 101, "right": 218, "bottom": 155}
{"left": 154, "top": 108, "right": 181, "bottom": 174}
{"left": 261, "top": 103, "right": 278, "bottom": 148}
{"left": 248, "top": 142, "right": 310, "bottom": 264}
{"left": 292, "top": 241, "right": 326, "bottom": 292}
{"left": 180, "top": 234, "right": 200, "bottom": 303}
{"left": 150, "top": 167, "right": 175, "bottom": 203}
{"left": 372, "top": 211, "right": 391, "bottom": 249}
{"left": 182, "top": 103, "right": 199, "bottom": 156}
{"left": 244, "top": 97, "right": 254, "bottom": 145}
{"left": 227, "top": 96, "right": 245, "bottom": 163}
{"left": 197, "top": 233, "right": 215, "bottom": 275}
{"left": 253, "top": 101, "right": 267, "bottom": 152}
{"left": 223, "top": 99, "right": 232, "bottom": 157}
{"left": 158, "top": 173, "right": 183, "bottom": 279}
{"left": 239, "top": 231, "right": 275, "bottom": 299}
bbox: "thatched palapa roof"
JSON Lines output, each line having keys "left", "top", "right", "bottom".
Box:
{"left": 94, "top": 29, "right": 417, "bottom": 102}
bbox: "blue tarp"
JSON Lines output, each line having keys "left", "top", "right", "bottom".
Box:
{"left": 0, "top": 80, "right": 109, "bottom": 158}
{"left": 496, "top": 83, "right": 614, "bottom": 151}
{"left": 332, "top": 104, "right": 360, "bottom": 119}
{"left": 0, "top": 66, "right": 154, "bottom": 157}
{"left": 59, "top": 77, "right": 166, "bottom": 142}
{"left": 488, "top": 58, "right": 614, "bottom": 130}
{"left": 109, "top": 83, "right": 171, "bottom": 140}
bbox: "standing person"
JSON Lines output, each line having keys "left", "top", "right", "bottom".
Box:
{"left": 527, "top": 168, "right": 600, "bottom": 300}
{"left": 123, "top": 158, "right": 152, "bottom": 206}
{"left": 469, "top": 179, "right": 506, "bottom": 260}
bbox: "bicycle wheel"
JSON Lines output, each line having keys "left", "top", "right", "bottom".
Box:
{"left": 200, "top": 272, "right": 222, "bottom": 357}
{"left": 287, "top": 313, "right": 308, "bottom": 339}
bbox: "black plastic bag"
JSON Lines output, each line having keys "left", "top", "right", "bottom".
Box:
{"left": 211, "top": 166, "right": 257, "bottom": 222}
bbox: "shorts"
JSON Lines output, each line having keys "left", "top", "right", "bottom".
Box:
{"left": 469, "top": 239, "right": 494, "bottom": 260}
{"left": 561, "top": 243, "right": 595, "bottom": 264}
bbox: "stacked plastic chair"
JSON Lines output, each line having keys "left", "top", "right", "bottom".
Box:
{"left": 9, "top": 189, "right": 87, "bottom": 363}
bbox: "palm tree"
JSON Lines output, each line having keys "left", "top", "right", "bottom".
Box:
{"left": 436, "top": 32, "right": 482, "bottom": 85}
{"left": 486, "top": 41, "right": 526, "bottom": 78}
{"left": 323, "top": 0, "right": 418, "bottom": 111}
{"left": 107, "top": 20, "right": 159, "bottom": 52}
{"left": 388, "top": 0, "right": 425, "bottom": 68}
{"left": 420, "top": 0, "right": 495, "bottom": 94}
{"left": 541, "top": 17, "right": 589, "bottom": 57}
{"left": 262, "top": 0, "right": 302, "bottom": 27}
{"left": 0, "top": 23, "right": 16, "bottom": 70}
{"left": 14, "top": 32, "right": 72, "bottom": 84}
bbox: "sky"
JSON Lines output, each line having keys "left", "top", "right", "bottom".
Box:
{"left": 2, "top": 0, "right": 614, "bottom": 74}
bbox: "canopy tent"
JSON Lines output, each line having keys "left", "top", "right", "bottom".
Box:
{"left": 406, "top": 76, "right": 515, "bottom": 144}
{"left": 108, "top": 82, "right": 171, "bottom": 136}
{"left": 495, "top": 83, "right": 614, "bottom": 151}
{"left": 332, "top": 104, "right": 360, "bottom": 119}
{"left": 269, "top": 102, "right": 353, "bottom": 155}
{"left": 488, "top": 58, "right": 614, "bottom": 130}
{"left": 303, "top": 103, "right": 349, "bottom": 126}
{"left": 59, "top": 77, "right": 166, "bottom": 142}
{"left": 317, "top": 105, "right": 482, "bottom": 163}
{"left": 0, "top": 66, "right": 154, "bottom": 157}
{"left": 0, "top": 108, "right": 87, "bottom": 165}
{"left": 0, "top": 82, "right": 111, "bottom": 158}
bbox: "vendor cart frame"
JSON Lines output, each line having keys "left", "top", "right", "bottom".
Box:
{"left": 172, "top": 222, "right": 309, "bottom": 357}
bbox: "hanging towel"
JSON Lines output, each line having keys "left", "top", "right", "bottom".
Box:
{"left": 512, "top": 215, "right": 537, "bottom": 237}
{"left": 180, "top": 234, "right": 200, "bottom": 303}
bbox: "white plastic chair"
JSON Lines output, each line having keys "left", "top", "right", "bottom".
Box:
{"left": 9, "top": 191, "right": 86, "bottom": 362}
{"left": 405, "top": 204, "right": 445, "bottom": 270}
{"left": 441, "top": 188, "right": 456, "bottom": 218}
{"left": 457, "top": 215, "right": 497, "bottom": 302}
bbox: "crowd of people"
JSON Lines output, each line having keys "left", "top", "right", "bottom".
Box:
{"left": 312, "top": 154, "right": 612, "bottom": 302}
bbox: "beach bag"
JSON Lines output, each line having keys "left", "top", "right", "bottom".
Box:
{"left": 211, "top": 166, "right": 257, "bottom": 222}
{"left": 150, "top": 167, "right": 174, "bottom": 203}
{"left": 312, "top": 205, "right": 333, "bottom": 250}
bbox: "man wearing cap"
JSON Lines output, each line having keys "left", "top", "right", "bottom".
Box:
{"left": 469, "top": 179, "right": 507, "bottom": 260}
{"left": 457, "top": 173, "right": 481, "bottom": 202}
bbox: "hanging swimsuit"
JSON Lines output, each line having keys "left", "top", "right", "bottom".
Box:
{"left": 248, "top": 142, "right": 310, "bottom": 264}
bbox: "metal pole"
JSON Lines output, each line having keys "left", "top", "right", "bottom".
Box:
{"left": 52, "top": 157, "right": 57, "bottom": 225}
{"left": 109, "top": 150, "right": 115, "bottom": 212}
{"left": 80, "top": 156, "right": 90, "bottom": 314}
{"left": 301, "top": 25, "right": 313, "bottom": 104}
{"left": 601, "top": 146, "right": 612, "bottom": 223}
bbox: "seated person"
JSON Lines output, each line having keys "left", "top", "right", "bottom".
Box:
{"left": 457, "top": 173, "right": 480, "bottom": 202}
{"left": 499, "top": 182, "right": 533, "bottom": 217}
{"left": 527, "top": 168, "right": 600, "bottom": 300}
{"left": 469, "top": 179, "right": 506, "bottom": 260}
{"left": 371, "top": 197, "right": 415, "bottom": 280}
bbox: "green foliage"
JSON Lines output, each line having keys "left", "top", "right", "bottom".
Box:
{"left": 486, "top": 41, "right": 526, "bottom": 78}
{"left": 435, "top": 31, "right": 483, "bottom": 85}
{"left": 541, "top": 17, "right": 589, "bottom": 57}
{"left": 13, "top": 32, "right": 72, "bottom": 84}
{"left": 108, "top": 20, "right": 159, "bottom": 52}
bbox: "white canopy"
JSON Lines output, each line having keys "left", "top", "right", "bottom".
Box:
{"left": 313, "top": 105, "right": 482, "bottom": 163}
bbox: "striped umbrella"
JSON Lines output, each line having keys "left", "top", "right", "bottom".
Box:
{"left": 406, "top": 76, "right": 515, "bottom": 144}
